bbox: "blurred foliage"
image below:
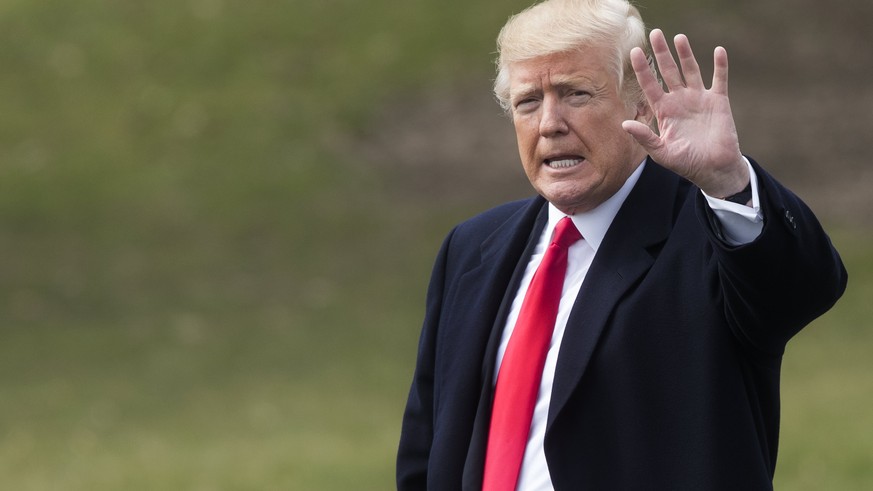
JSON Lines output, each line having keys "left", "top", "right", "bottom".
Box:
{"left": 0, "top": 0, "right": 869, "bottom": 489}
{"left": 0, "top": 0, "right": 536, "bottom": 488}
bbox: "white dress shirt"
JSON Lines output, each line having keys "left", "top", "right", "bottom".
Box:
{"left": 493, "top": 159, "right": 763, "bottom": 490}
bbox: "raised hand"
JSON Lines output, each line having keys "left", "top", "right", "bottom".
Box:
{"left": 622, "top": 29, "right": 749, "bottom": 198}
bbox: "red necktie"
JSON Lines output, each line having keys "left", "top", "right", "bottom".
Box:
{"left": 483, "top": 216, "right": 582, "bottom": 491}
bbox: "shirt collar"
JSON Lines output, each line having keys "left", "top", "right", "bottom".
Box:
{"left": 547, "top": 159, "right": 646, "bottom": 253}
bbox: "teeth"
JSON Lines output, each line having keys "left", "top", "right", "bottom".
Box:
{"left": 547, "top": 158, "right": 582, "bottom": 169}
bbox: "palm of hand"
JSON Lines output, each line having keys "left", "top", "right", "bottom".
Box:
{"left": 623, "top": 29, "right": 747, "bottom": 198}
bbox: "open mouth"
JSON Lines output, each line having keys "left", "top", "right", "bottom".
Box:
{"left": 544, "top": 157, "right": 584, "bottom": 169}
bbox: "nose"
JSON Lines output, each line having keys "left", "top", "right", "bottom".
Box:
{"left": 539, "top": 96, "right": 569, "bottom": 137}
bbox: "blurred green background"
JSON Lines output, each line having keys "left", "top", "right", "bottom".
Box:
{"left": 1, "top": 0, "right": 870, "bottom": 489}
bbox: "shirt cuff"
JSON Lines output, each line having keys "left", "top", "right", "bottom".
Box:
{"left": 702, "top": 157, "right": 764, "bottom": 246}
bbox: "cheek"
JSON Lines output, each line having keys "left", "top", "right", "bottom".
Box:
{"left": 514, "top": 122, "right": 539, "bottom": 159}
{"left": 595, "top": 122, "right": 635, "bottom": 156}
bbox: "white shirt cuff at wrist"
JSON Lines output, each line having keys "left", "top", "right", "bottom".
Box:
{"left": 702, "top": 157, "right": 764, "bottom": 246}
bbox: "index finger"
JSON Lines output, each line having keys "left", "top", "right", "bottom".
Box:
{"left": 629, "top": 46, "right": 664, "bottom": 105}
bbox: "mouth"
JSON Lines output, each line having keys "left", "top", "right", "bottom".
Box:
{"left": 544, "top": 156, "right": 584, "bottom": 169}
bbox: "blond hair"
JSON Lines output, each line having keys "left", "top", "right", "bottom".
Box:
{"left": 494, "top": 0, "right": 652, "bottom": 112}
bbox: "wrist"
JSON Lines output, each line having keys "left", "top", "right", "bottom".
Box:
{"left": 707, "top": 154, "right": 749, "bottom": 200}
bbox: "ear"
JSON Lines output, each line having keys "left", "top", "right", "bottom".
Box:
{"left": 634, "top": 100, "right": 653, "bottom": 126}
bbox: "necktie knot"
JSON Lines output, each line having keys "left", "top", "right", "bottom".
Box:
{"left": 552, "top": 216, "right": 582, "bottom": 249}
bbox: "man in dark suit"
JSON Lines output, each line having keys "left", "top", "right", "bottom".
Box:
{"left": 397, "top": 0, "right": 847, "bottom": 489}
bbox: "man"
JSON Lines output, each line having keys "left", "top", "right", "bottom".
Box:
{"left": 397, "top": 0, "right": 847, "bottom": 489}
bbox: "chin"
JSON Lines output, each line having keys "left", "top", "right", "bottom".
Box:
{"left": 540, "top": 183, "right": 589, "bottom": 207}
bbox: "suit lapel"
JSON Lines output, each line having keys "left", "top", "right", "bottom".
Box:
{"left": 548, "top": 161, "right": 683, "bottom": 426}
{"left": 477, "top": 201, "right": 549, "bottom": 381}
{"left": 446, "top": 199, "right": 547, "bottom": 363}
{"left": 462, "top": 200, "right": 548, "bottom": 490}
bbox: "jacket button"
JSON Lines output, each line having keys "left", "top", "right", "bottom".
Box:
{"left": 784, "top": 209, "right": 797, "bottom": 230}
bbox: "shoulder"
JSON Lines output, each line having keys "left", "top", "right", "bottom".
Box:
{"left": 448, "top": 196, "right": 544, "bottom": 246}
{"left": 457, "top": 197, "right": 540, "bottom": 231}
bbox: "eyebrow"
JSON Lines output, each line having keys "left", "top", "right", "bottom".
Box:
{"left": 509, "top": 84, "right": 540, "bottom": 103}
{"left": 510, "top": 74, "right": 600, "bottom": 101}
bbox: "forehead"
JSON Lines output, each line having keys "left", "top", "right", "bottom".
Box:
{"left": 507, "top": 46, "right": 615, "bottom": 93}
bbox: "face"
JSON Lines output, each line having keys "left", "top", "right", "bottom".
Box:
{"left": 508, "top": 46, "right": 651, "bottom": 214}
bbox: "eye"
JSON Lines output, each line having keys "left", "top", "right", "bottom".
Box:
{"left": 513, "top": 98, "right": 540, "bottom": 112}
{"left": 567, "top": 90, "right": 592, "bottom": 104}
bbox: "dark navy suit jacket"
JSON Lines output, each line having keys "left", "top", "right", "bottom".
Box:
{"left": 397, "top": 159, "right": 847, "bottom": 490}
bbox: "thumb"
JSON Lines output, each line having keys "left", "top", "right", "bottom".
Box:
{"left": 622, "top": 120, "right": 661, "bottom": 153}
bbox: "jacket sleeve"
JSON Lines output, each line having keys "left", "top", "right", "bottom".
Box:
{"left": 697, "top": 159, "right": 848, "bottom": 356}
{"left": 396, "top": 227, "right": 455, "bottom": 490}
